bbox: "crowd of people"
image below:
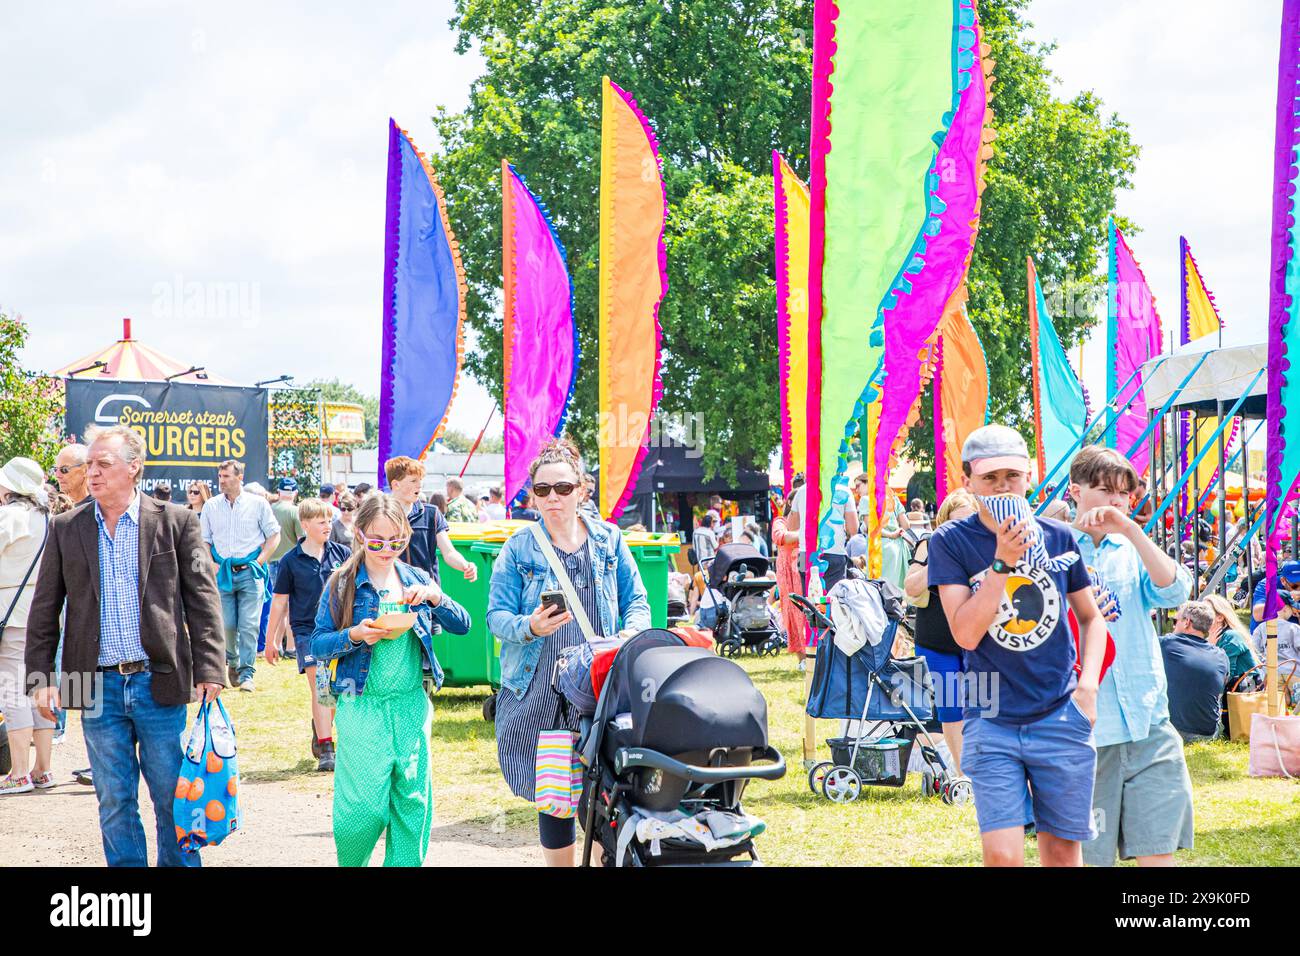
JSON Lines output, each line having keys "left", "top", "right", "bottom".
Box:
{"left": 0, "top": 413, "right": 1293, "bottom": 870}
{"left": 0, "top": 425, "right": 645, "bottom": 868}
{"left": 683, "top": 422, "right": 1294, "bottom": 868}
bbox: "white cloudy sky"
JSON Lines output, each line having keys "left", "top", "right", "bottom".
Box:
{"left": 1028, "top": 0, "right": 1278, "bottom": 397}
{"left": 4, "top": 0, "right": 1283, "bottom": 434}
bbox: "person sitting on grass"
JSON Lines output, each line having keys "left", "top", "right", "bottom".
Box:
{"left": 927, "top": 424, "right": 1108, "bottom": 868}
{"left": 1250, "top": 559, "right": 1300, "bottom": 625}
{"left": 1160, "top": 601, "right": 1229, "bottom": 743}
{"left": 1202, "top": 593, "right": 1259, "bottom": 689}
{"left": 1249, "top": 615, "right": 1300, "bottom": 712}
{"left": 266, "top": 498, "right": 350, "bottom": 772}
{"left": 310, "top": 494, "right": 471, "bottom": 867}
{"left": 1067, "top": 445, "right": 1193, "bottom": 868}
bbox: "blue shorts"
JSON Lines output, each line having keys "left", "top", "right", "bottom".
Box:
{"left": 917, "top": 646, "right": 963, "bottom": 723}
{"left": 962, "top": 697, "right": 1097, "bottom": 842}
{"left": 295, "top": 638, "right": 317, "bottom": 675}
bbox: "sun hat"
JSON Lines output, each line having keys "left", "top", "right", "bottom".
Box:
{"left": 0, "top": 458, "right": 46, "bottom": 498}
{"left": 961, "top": 424, "right": 1031, "bottom": 477}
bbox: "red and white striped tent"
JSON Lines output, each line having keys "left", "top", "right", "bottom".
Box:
{"left": 53, "top": 318, "right": 235, "bottom": 385}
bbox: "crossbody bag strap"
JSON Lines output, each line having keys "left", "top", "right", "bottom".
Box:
{"left": 0, "top": 515, "right": 48, "bottom": 634}
{"left": 529, "top": 521, "right": 598, "bottom": 645}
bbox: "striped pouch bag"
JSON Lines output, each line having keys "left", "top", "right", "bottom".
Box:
{"left": 535, "top": 698, "right": 583, "bottom": 818}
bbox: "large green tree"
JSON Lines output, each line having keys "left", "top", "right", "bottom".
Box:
{"left": 0, "top": 311, "right": 64, "bottom": 471}
{"left": 431, "top": 0, "right": 1136, "bottom": 482}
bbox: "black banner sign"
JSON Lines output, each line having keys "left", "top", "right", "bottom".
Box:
{"left": 65, "top": 379, "right": 269, "bottom": 495}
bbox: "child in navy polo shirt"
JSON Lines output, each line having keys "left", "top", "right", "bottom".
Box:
{"left": 268, "top": 498, "right": 351, "bottom": 771}
{"left": 927, "top": 424, "right": 1108, "bottom": 867}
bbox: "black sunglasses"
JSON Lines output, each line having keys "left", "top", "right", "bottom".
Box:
{"left": 532, "top": 481, "right": 577, "bottom": 499}
{"left": 55, "top": 464, "right": 85, "bottom": 475}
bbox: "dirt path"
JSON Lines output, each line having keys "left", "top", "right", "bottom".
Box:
{"left": 0, "top": 711, "right": 540, "bottom": 867}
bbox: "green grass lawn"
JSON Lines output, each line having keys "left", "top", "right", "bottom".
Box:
{"left": 223, "top": 651, "right": 1300, "bottom": 866}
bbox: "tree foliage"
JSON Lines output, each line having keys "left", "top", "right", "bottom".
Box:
{"left": 0, "top": 311, "right": 64, "bottom": 471}
{"left": 304, "top": 378, "right": 380, "bottom": 449}
{"left": 430, "top": 0, "right": 1137, "bottom": 483}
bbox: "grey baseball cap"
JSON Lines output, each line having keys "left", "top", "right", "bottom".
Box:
{"left": 961, "top": 424, "right": 1031, "bottom": 477}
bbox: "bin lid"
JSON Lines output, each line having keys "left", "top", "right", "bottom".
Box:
{"left": 624, "top": 531, "right": 681, "bottom": 552}
{"left": 445, "top": 519, "right": 534, "bottom": 543}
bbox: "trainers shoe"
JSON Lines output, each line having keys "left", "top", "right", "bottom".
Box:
{"left": 228, "top": 665, "right": 239, "bottom": 687}
{"left": 317, "top": 741, "right": 335, "bottom": 772}
{"left": 239, "top": 679, "right": 255, "bottom": 693}
{"left": 31, "top": 771, "right": 55, "bottom": 789}
{"left": 74, "top": 768, "right": 93, "bottom": 786}
{"left": 0, "top": 774, "right": 34, "bottom": 795}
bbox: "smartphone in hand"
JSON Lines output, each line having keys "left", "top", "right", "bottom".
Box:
{"left": 540, "top": 590, "right": 568, "bottom": 615}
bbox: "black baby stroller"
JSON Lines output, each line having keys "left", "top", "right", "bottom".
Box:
{"left": 577, "top": 628, "right": 786, "bottom": 866}
{"left": 705, "top": 543, "right": 784, "bottom": 657}
{"left": 792, "top": 587, "right": 970, "bottom": 806}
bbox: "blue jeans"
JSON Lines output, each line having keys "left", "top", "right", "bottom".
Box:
{"left": 257, "top": 560, "right": 279, "bottom": 653}
{"left": 221, "top": 566, "right": 265, "bottom": 683}
{"left": 82, "top": 670, "right": 200, "bottom": 867}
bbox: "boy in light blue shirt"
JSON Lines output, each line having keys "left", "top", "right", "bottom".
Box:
{"left": 1068, "top": 446, "right": 1192, "bottom": 868}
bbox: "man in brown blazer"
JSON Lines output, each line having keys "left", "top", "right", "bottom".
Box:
{"left": 26, "top": 425, "right": 227, "bottom": 867}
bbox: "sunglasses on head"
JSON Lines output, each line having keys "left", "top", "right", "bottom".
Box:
{"left": 532, "top": 481, "right": 577, "bottom": 499}
{"left": 358, "top": 532, "right": 408, "bottom": 553}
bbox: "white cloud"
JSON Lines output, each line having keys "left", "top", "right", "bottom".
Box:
{"left": 1026, "top": 0, "right": 1279, "bottom": 400}
{"left": 3, "top": 1, "right": 495, "bottom": 431}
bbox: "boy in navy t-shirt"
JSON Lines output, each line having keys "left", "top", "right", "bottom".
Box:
{"left": 267, "top": 498, "right": 351, "bottom": 771}
{"left": 927, "top": 424, "right": 1108, "bottom": 867}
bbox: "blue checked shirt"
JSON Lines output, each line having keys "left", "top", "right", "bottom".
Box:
{"left": 1073, "top": 530, "right": 1192, "bottom": 747}
{"left": 96, "top": 492, "right": 145, "bottom": 667}
{"left": 201, "top": 491, "right": 279, "bottom": 559}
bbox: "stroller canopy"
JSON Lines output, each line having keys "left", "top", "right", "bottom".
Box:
{"left": 708, "top": 543, "right": 771, "bottom": 591}
{"left": 627, "top": 647, "right": 769, "bottom": 753}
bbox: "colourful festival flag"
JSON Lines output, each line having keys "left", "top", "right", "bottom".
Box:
{"left": 1028, "top": 257, "right": 1087, "bottom": 486}
{"left": 934, "top": 301, "right": 989, "bottom": 501}
{"left": 805, "top": 0, "right": 987, "bottom": 564}
{"left": 1180, "top": 237, "right": 1237, "bottom": 511}
{"left": 597, "top": 77, "right": 668, "bottom": 520}
{"left": 870, "top": 0, "right": 993, "bottom": 526}
{"left": 1264, "top": 0, "right": 1300, "bottom": 620}
{"left": 502, "top": 161, "right": 579, "bottom": 504}
{"left": 1104, "top": 219, "right": 1163, "bottom": 475}
{"left": 378, "top": 119, "right": 466, "bottom": 487}
{"left": 774, "top": 151, "right": 811, "bottom": 497}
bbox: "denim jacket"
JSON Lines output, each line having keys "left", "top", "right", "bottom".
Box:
{"left": 310, "top": 560, "right": 471, "bottom": 698}
{"left": 486, "top": 514, "right": 650, "bottom": 700}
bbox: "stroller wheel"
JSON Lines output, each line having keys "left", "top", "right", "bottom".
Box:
{"left": 720, "top": 639, "right": 742, "bottom": 658}
{"left": 807, "top": 761, "right": 834, "bottom": 795}
{"left": 921, "top": 768, "right": 938, "bottom": 798}
{"left": 821, "top": 767, "right": 862, "bottom": 803}
{"left": 944, "top": 776, "right": 974, "bottom": 807}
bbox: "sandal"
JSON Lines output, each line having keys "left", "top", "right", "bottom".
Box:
{"left": 0, "top": 774, "right": 34, "bottom": 795}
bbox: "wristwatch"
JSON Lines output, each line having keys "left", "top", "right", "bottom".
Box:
{"left": 989, "top": 558, "right": 1013, "bottom": 575}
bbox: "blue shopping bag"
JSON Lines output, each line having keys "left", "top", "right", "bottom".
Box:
{"left": 173, "top": 698, "right": 241, "bottom": 850}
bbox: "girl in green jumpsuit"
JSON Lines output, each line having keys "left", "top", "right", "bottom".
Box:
{"left": 310, "top": 494, "right": 471, "bottom": 867}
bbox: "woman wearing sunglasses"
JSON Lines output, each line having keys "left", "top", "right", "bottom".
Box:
{"left": 330, "top": 491, "right": 357, "bottom": 545}
{"left": 486, "top": 438, "right": 650, "bottom": 866}
{"left": 186, "top": 480, "right": 210, "bottom": 512}
{"left": 310, "top": 494, "right": 471, "bottom": 866}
